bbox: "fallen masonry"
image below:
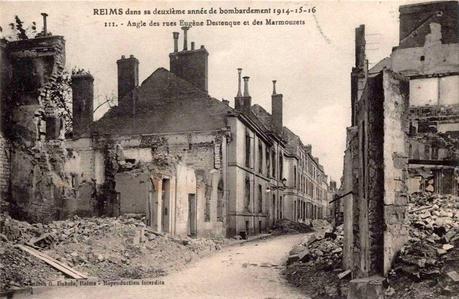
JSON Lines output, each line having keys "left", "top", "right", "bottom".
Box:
{"left": 270, "top": 219, "right": 314, "bottom": 235}
{"left": 385, "top": 193, "right": 459, "bottom": 298}
{"left": 284, "top": 221, "right": 350, "bottom": 299}
{"left": 0, "top": 213, "right": 222, "bottom": 292}
{"left": 285, "top": 193, "right": 459, "bottom": 298}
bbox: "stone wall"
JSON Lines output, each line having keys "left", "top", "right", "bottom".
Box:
{"left": 344, "top": 70, "right": 410, "bottom": 278}
{"left": 382, "top": 70, "right": 410, "bottom": 275}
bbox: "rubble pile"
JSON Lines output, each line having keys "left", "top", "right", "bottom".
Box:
{"left": 387, "top": 193, "right": 459, "bottom": 298}
{"left": 0, "top": 214, "right": 222, "bottom": 291}
{"left": 0, "top": 240, "right": 62, "bottom": 291}
{"left": 284, "top": 224, "right": 350, "bottom": 299}
{"left": 271, "top": 219, "right": 314, "bottom": 234}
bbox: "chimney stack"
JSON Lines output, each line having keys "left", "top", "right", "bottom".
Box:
{"left": 355, "top": 25, "right": 366, "bottom": 69}
{"left": 169, "top": 27, "right": 209, "bottom": 91}
{"left": 72, "top": 72, "right": 94, "bottom": 138}
{"left": 41, "top": 13, "right": 48, "bottom": 35}
{"left": 243, "top": 76, "right": 250, "bottom": 97}
{"left": 272, "top": 81, "right": 283, "bottom": 136}
{"left": 173, "top": 32, "right": 179, "bottom": 52}
{"left": 181, "top": 26, "right": 189, "bottom": 51}
{"left": 117, "top": 54, "right": 139, "bottom": 106}
{"left": 237, "top": 68, "right": 242, "bottom": 97}
{"left": 234, "top": 69, "right": 251, "bottom": 112}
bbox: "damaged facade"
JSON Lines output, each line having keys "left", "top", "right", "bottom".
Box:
{"left": 0, "top": 22, "right": 331, "bottom": 238}
{"left": 0, "top": 32, "right": 72, "bottom": 223}
{"left": 340, "top": 1, "right": 458, "bottom": 295}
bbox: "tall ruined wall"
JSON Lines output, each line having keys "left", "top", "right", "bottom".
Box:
{"left": 382, "top": 70, "right": 410, "bottom": 274}
{"left": 342, "top": 126, "right": 357, "bottom": 271}
{"left": 351, "top": 74, "right": 385, "bottom": 277}
{"left": 5, "top": 36, "right": 74, "bottom": 223}
{"left": 345, "top": 70, "right": 410, "bottom": 278}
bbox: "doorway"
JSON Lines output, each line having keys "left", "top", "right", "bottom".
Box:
{"left": 161, "top": 178, "right": 170, "bottom": 233}
{"left": 188, "top": 193, "right": 197, "bottom": 237}
{"left": 147, "top": 179, "right": 156, "bottom": 227}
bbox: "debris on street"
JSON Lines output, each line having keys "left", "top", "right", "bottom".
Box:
{"left": 0, "top": 214, "right": 222, "bottom": 292}
{"left": 386, "top": 193, "right": 459, "bottom": 298}
{"left": 271, "top": 219, "right": 314, "bottom": 234}
{"left": 284, "top": 221, "right": 350, "bottom": 299}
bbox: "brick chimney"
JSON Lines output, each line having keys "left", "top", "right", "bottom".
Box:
{"left": 234, "top": 69, "right": 251, "bottom": 113}
{"left": 72, "top": 72, "right": 94, "bottom": 138}
{"left": 355, "top": 25, "right": 366, "bottom": 69}
{"left": 169, "top": 28, "right": 208, "bottom": 92}
{"left": 351, "top": 25, "right": 366, "bottom": 126}
{"left": 271, "top": 80, "right": 283, "bottom": 135}
{"left": 117, "top": 54, "right": 139, "bottom": 105}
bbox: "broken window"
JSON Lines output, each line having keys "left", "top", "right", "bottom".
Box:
{"left": 258, "top": 184, "right": 263, "bottom": 213}
{"left": 217, "top": 179, "right": 224, "bottom": 222}
{"left": 244, "top": 177, "right": 251, "bottom": 211}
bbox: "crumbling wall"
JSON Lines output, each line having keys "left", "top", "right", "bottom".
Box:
{"left": 382, "top": 70, "right": 410, "bottom": 274}
{"left": 5, "top": 36, "right": 75, "bottom": 223}
{"left": 342, "top": 126, "right": 357, "bottom": 271}
{"left": 350, "top": 73, "right": 385, "bottom": 278}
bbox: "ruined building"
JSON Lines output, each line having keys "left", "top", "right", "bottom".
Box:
{"left": 0, "top": 21, "right": 330, "bottom": 238}
{"left": 0, "top": 27, "right": 71, "bottom": 223}
{"left": 341, "top": 1, "right": 458, "bottom": 296}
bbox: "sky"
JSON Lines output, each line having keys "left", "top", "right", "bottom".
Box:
{"left": 1, "top": 0, "right": 421, "bottom": 184}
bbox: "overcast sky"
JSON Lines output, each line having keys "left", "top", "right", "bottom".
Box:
{"left": 1, "top": 0, "right": 422, "bottom": 184}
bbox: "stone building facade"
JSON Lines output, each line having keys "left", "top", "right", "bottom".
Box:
{"left": 281, "top": 128, "right": 329, "bottom": 223}
{"left": 0, "top": 22, "right": 331, "bottom": 238}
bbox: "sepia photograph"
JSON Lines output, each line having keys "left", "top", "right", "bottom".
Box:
{"left": 0, "top": 0, "right": 458, "bottom": 298}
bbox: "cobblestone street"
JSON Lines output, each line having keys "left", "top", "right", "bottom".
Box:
{"left": 19, "top": 234, "right": 309, "bottom": 299}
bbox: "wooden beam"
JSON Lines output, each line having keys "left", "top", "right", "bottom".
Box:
{"left": 15, "top": 244, "right": 88, "bottom": 279}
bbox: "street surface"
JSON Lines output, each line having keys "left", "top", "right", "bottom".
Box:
{"left": 19, "top": 234, "right": 309, "bottom": 299}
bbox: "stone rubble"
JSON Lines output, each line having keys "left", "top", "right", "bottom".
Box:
{"left": 386, "top": 193, "right": 459, "bottom": 298}
{"left": 284, "top": 221, "right": 350, "bottom": 299}
{"left": 270, "top": 219, "right": 314, "bottom": 234}
{"left": 0, "top": 213, "right": 222, "bottom": 292}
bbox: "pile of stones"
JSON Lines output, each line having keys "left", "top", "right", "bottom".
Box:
{"left": 287, "top": 224, "right": 344, "bottom": 271}
{"left": 386, "top": 193, "right": 459, "bottom": 296}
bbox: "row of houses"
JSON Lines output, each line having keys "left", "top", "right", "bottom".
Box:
{"left": 0, "top": 22, "right": 332, "bottom": 238}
